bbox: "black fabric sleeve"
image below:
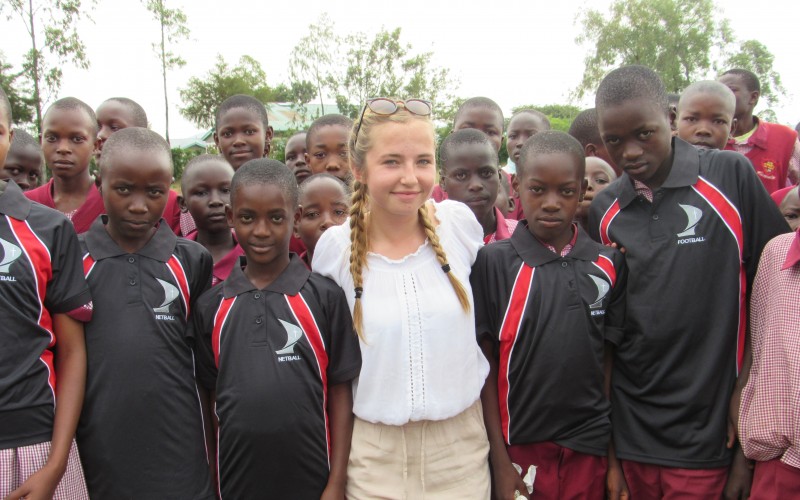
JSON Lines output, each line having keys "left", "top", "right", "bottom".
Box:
{"left": 323, "top": 282, "right": 361, "bottom": 385}
{"left": 45, "top": 218, "right": 92, "bottom": 314}
{"left": 470, "top": 247, "right": 499, "bottom": 344}
{"left": 603, "top": 249, "right": 628, "bottom": 346}
{"left": 191, "top": 291, "right": 218, "bottom": 391}
{"left": 189, "top": 247, "right": 213, "bottom": 310}
{"left": 587, "top": 196, "right": 607, "bottom": 244}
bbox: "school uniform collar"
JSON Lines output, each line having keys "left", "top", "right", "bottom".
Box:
{"left": 617, "top": 137, "right": 699, "bottom": 209}
{"left": 222, "top": 253, "right": 310, "bottom": 298}
{"left": 511, "top": 221, "right": 599, "bottom": 267}
{"left": 782, "top": 228, "right": 800, "bottom": 270}
{"left": 84, "top": 215, "right": 177, "bottom": 261}
{"left": 0, "top": 180, "right": 32, "bottom": 219}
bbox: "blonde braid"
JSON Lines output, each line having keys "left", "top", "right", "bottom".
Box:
{"left": 348, "top": 181, "right": 369, "bottom": 339}
{"left": 418, "top": 205, "right": 471, "bottom": 313}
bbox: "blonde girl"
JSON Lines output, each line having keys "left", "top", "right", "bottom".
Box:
{"left": 313, "top": 98, "right": 491, "bottom": 498}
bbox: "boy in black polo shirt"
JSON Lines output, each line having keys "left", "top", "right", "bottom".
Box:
{"left": 77, "top": 128, "right": 214, "bottom": 499}
{"left": 193, "top": 159, "right": 361, "bottom": 499}
{"left": 589, "top": 65, "right": 788, "bottom": 499}
{"left": 475, "top": 131, "right": 627, "bottom": 500}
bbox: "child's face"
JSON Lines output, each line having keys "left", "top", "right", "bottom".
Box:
{"left": 41, "top": 108, "right": 98, "bottom": 179}
{"left": 3, "top": 144, "right": 43, "bottom": 190}
{"left": 295, "top": 178, "right": 349, "bottom": 257}
{"left": 494, "top": 173, "right": 515, "bottom": 217}
{"left": 100, "top": 149, "right": 173, "bottom": 251}
{"left": 306, "top": 125, "right": 351, "bottom": 183}
{"left": 507, "top": 114, "right": 548, "bottom": 165}
{"left": 440, "top": 142, "right": 500, "bottom": 222}
{"left": 454, "top": 106, "right": 503, "bottom": 153}
{"left": 214, "top": 108, "right": 271, "bottom": 170}
{"left": 677, "top": 92, "right": 735, "bottom": 150}
{"left": 577, "top": 157, "right": 616, "bottom": 222}
{"left": 780, "top": 188, "right": 800, "bottom": 231}
{"left": 514, "top": 152, "right": 585, "bottom": 247}
{"left": 96, "top": 101, "right": 135, "bottom": 159}
{"left": 180, "top": 161, "right": 233, "bottom": 234}
{"left": 598, "top": 98, "right": 672, "bottom": 188}
{"left": 227, "top": 183, "right": 297, "bottom": 269}
{"left": 358, "top": 120, "right": 436, "bottom": 220}
{"left": 718, "top": 74, "right": 758, "bottom": 118}
{"left": 285, "top": 133, "right": 311, "bottom": 184}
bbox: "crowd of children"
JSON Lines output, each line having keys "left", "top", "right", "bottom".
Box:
{"left": 0, "top": 62, "right": 798, "bottom": 500}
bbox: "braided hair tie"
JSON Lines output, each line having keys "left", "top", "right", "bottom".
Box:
{"left": 441, "top": 264, "right": 451, "bottom": 274}
{"left": 354, "top": 287, "right": 364, "bottom": 299}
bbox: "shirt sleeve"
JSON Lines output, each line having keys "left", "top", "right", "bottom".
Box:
{"left": 311, "top": 223, "right": 349, "bottom": 286}
{"left": 603, "top": 249, "right": 628, "bottom": 346}
{"left": 324, "top": 283, "right": 361, "bottom": 385}
{"left": 190, "top": 293, "right": 218, "bottom": 391}
{"left": 439, "top": 200, "right": 484, "bottom": 266}
{"left": 189, "top": 246, "right": 214, "bottom": 311}
{"left": 45, "top": 218, "right": 92, "bottom": 316}
{"left": 470, "top": 247, "right": 499, "bottom": 344}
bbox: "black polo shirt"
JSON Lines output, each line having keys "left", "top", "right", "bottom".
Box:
{"left": 194, "top": 255, "right": 361, "bottom": 500}
{"left": 77, "top": 217, "right": 214, "bottom": 499}
{"left": 472, "top": 224, "right": 626, "bottom": 456}
{"left": 0, "top": 180, "right": 91, "bottom": 450}
{"left": 588, "top": 137, "right": 789, "bottom": 468}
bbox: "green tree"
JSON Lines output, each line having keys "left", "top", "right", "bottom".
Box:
{"left": 289, "top": 13, "right": 338, "bottom": 115}
{"left": 1, "top": 0, "right": 94, "bottom": 134}
{"left": 178, "top": 55, "right": 314, "bottom": 130}
{"left": 575, "top": 0, "right": 733, "bottom": 97}
{"left": 144, "top": 0, "right": 190, "bottom": 144}
{"left": 0, "top": 53, "right": 36, "bottom": 126}
{"left": 510, "top": 104, "right": 581, "bottom": 132}
{"left": 723, "top": 39, "right": 785, "bottom": 109}
{"left": 330, "top": 27, "right": 457, "bottom": 119}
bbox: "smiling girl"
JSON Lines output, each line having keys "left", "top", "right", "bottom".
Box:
{"left": 313, "top": 98, "right": 491, "bottom": 498}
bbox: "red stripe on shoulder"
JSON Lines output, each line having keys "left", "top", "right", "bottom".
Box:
{"left": 166, "top": 255, "right": 191, "bottom": 319}
{"left": 212, "top": 296, "right": 236, "bottom": 369}
{"left": 592, "top": 254, "right": 617, "bottom": 288}
{"left": 692, "top": 177, "right": 743, "bottom": 256}
{"left": 284, "top": 292, "right": 331, "bottom": 465}
{"left": 497, "top": 263, "right": 535, "bottom": 444}
{"left": 82, "top": 253, "right": 96, "bottom": 277}
{"left": 599, "top": 199, "right": 621, "bottom": 246}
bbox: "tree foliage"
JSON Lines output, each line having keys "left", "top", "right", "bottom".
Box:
{"left": 0, "top": 53, "right": 36, "bottom": 126}
{"left": 144, "top": 0, "right": 189, "bottom": 143}
{"left": 575, "top": 0, "right": 784, "bottom": 108}
{"left": 510, "top": 104, "right": 582, "bottom": 132}
{"left": 178, "top": 55, "right": 315, "bottom": 130}
{"left": 2, "top": 0, "right": 94, "bottom": 134}
{"left": 289, "top": 13, "right": 338, "bottom": 115}
{"left": 329, "top": 27, "right": 457, "bottom": 119}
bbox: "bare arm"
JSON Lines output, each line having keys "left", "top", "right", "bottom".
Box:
{"left": 320, "top": 382, "right": 354, "bottom": 500}
{"left": 5, "top": 314, "right": 86, "bottom": 500}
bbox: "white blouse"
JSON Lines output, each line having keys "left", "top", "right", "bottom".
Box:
{"left": 312, "top": 200, "right": 490, "bottom": 425}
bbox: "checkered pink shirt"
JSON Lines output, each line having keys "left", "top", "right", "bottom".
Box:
{"left": 633, "top": 180, "right": 654, "bottom": 203}
{"left": 537, "top": 223, "right": 578, "bottom": 257}
{"left": 739, "top": 231, "right": 800, "bottom": 468}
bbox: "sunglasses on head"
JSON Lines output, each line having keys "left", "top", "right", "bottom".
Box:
{"left": 353, "top": 98, "right": 432, "bottom": 144}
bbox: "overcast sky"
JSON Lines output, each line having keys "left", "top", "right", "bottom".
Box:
{"left": 2, "top": 0, "right": 798, "bottom": 140}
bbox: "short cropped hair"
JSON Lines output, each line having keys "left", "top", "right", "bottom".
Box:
{"left": 215, "top": 94, "right": 269, "bottom": 130}
{"left": 0, "top": 86, "right": 11, "bottom": 125}
{"left": 518, "top": 130, "right": 585, "bottom": 177}
{"left": 100, "top": 127, "right": 171, "bottom": 171}
{"left": 595, "top": 65, "right": 669, "bottom": 114}
{"left": 438, "top": 128, "right": 497, "bottom": 167}
{"left": 512, "top": 109, "right": 551, "bottom": 130}
{"left": 103, "top": 97, "right": 148, "bottom": 127}
{"left": 299, "top": 172, "right": 351, "bottom": 198}
{"left": 230, "top": 158, "right": 298, "bottom": 208}
{"left": 454, "top": 97, "right": 505, "bottom": 127}
{"left": 44, "top": 97, "right": 99, "bottom": 135}
{"left": 180, "top": 154, "right": 232, "bottom": 193}
{"left": 9, "top": 129, "right": 40, "bottom": 152}
{"left": 568, "top": 108, "right": 602, "bottom": 147}
{"left": 307, "top": 115, "right": 353, "bottom": 142}
{"left": 679, "top": 81, "right": 735, "bottom": 112}
{"left": 720, "top": 68, "right": 760, "bottom": 93}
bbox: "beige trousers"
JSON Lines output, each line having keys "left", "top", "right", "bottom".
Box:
{"left": 346, "top": 400, "right": 491, "bottom": 499}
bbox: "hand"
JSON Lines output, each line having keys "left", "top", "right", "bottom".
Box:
{"left": 606, "top": 241, "right": 626, "bottom": 254}
{"left": 606, "top": 460, "right": 630, "bottom": 500}
{"left": 723, "top": 446, "right": 754, "bottom": 500}
{"left": 3, "top": 463, "right": 62, "bottom": 500}
{"left": 492, "top": 462, "right": 529, "bottom": 500}
{"left": 319, "top": 482, "right": 345, "bottom": 500}
{"left": 728, "top": 389, "right": 743, "bottom": 448}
